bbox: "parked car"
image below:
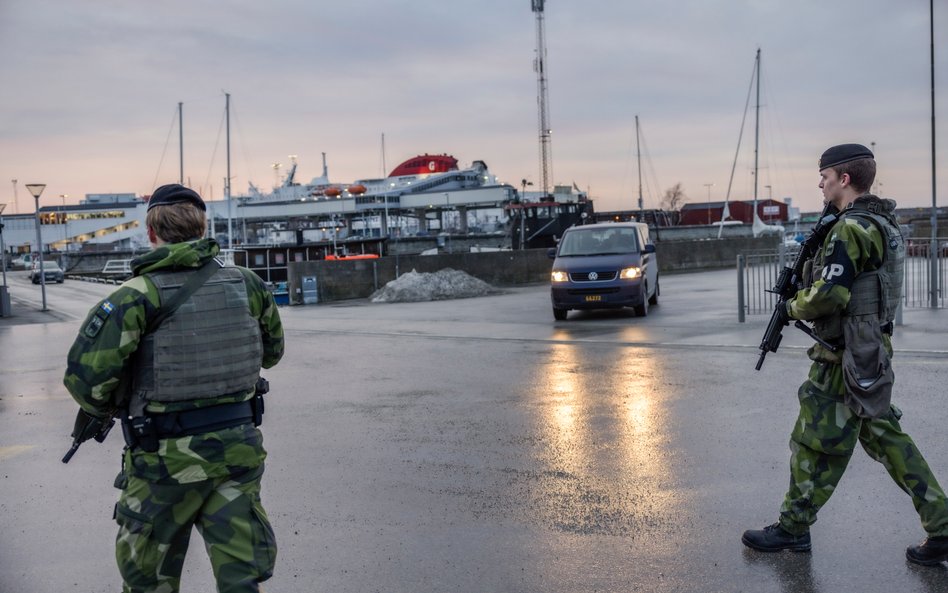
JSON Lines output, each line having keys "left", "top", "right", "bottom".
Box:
{"left": 548, "top": 222, "right": 659, "bottom": 320}
{"left": 10, "top": 253, "right": 33, "bottom": 270}
{"left": 30, "top": 260, "right": 65, "bottom": 284}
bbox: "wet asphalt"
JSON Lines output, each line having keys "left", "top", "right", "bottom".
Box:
{"left": 1, "top": 268, "right": 948, "bottom": 592}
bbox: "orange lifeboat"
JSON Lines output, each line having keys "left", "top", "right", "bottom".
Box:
{"left": 325, "top": 253, "right": 380, "bottom": 261}
{"left": 324, "top": 187, "right": 341, "bottom": 197}
{"left": 347, "top": 184, "right": 367, "bottom": 195}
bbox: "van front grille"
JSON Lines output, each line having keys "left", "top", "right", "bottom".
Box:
{"left": 570, "top": 271, "right": 618, "bottom": 282}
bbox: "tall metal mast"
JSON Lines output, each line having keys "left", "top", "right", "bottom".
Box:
{"left": 753, "top": 48, "right": 760, "bottom": 209}
{"left": 929, "top": 0, "right": 938, "bottom": 308}
{"left": 635, "top": 115, "right": 643, "bottom": 212}
{"left": 532, "top": 0, "right": 552, "bottom": 196}
{"left": 178, "top": 102, "right": 184, "bottom": 184}
{"left": 225, "top": 92, "right": 232, "bottom": 249}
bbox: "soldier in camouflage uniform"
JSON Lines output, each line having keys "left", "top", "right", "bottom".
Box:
{"left": 64, "top": 184, "right": 285, "bottom": 592}
{"left": 742, "top": 144, "right": 948, "bottom": 565}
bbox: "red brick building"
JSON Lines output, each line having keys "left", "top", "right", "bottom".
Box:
{"left": 678, "top": 199, "right": 788, "bottom": 226}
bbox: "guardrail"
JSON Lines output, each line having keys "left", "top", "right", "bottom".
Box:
{"left": 66, "top": 275, "right": 123, "bottom": 285}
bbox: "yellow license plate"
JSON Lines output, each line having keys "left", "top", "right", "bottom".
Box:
{"left": 585, "top": 295, "right": 602, "bottom": 302}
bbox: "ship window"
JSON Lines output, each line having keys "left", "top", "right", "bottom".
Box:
{"left": 254, "top": 254, "right": 265, "bottom": 266}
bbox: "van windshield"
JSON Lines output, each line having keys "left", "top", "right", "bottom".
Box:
{"left": 557, "top": 227, "right": 641, "bottom": 256}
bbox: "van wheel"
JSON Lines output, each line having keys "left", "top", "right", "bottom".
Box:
{"left": 553, "top": 307, "right": 568, "bottom": 321}
{"left": 649, "top": 279, "right": 659, "bottom": 305}
{"left": 634, "top": 284, "right": 649, "bottom": 317}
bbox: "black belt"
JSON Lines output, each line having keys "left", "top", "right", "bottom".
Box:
{"left": 150, "top": 400, "right": 255, "bottom": 438}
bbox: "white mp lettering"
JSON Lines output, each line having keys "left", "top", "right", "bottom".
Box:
{"left": 822, "top": 263, "right": 845, "bottom": 281}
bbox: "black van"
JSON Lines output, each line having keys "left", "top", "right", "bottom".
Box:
{"left": 547, "top": 222, "right": 658, "bottom": 320}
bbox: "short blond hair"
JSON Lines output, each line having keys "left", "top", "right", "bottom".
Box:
{"left": 146, "top": 202, "right": 207, "bottom": 244}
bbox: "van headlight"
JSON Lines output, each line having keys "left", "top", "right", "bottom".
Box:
{"left": 551, "top": 270, "right": 568, "bottom": 282}
{"left": 620, "top": 266, "right": 642, "bottom": 279}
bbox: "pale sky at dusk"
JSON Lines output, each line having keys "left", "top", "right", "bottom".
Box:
{"left": 1, "top": 0, "right": 945, "bottom": 216}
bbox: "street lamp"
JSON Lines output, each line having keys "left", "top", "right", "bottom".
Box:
{"left": 704, "top": 183, "right": 714, "bottom": 224}
{"left": 520, "top": 179, "right": 533, "bottom": 250}
{"left": 0, "top": 203, "right": 9, "bottom": 317}
{"left": 25, "top": 183, "right": 47, "bottom": 312}
{"left": 60, "top": 194, "right": 68, "bottom": 247}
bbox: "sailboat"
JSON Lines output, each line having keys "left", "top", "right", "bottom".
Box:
{"left": 719, "top": 48, "right": 785, "bottom": 239}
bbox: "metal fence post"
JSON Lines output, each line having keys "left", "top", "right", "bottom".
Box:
{"left": 737, "top": 254, "right": 745, "bottom": 323}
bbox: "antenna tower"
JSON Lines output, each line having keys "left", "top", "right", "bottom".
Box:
{"left": 532, "top": 0, "right": 552, "bottom": 196}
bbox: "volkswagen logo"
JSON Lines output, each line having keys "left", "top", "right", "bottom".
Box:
{"left": 588, "top": 272, "right": 599, "bottom": 280}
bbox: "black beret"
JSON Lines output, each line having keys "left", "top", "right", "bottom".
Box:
{"left": 819, "top": 143, "right": 874, "bottom": 170}
{"left": 147, "top": 184, "right": 206, "bottom": 212}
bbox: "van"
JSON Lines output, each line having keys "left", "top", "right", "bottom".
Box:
{"left": 547, "top": 222, "right": 659, "bottom": 320}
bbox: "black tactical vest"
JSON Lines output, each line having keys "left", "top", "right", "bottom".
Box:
{"left": 128, "top": 266, "right": 263, "bottom": 416}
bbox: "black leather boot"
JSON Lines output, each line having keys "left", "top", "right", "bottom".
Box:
{"left": 742, "top": 523, "right": 811, "bottom": 552}
{"left": 906, "top": 536, "right": 948, "bottom": 566}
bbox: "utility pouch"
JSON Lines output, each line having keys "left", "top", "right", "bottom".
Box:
{"left": 127, "top": 416, "right": 159, "bottom": 452}
{"left": 841, "top": 316, "right": 894, "bottom": 419}
{"left": 251, "top": 377, "right": 269, "bottom": 427}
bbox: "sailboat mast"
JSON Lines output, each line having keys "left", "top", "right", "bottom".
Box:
{"left": 635, "top": 115, "right": 644, "bottom": 212}
{"left": 178, "top": 102, "right": 184, "bottom": 185}
{"left": 225, "top": 92, "right": 232, "bottom": 249}
{"left": 753, "top": 48, "right": 760, "bottom": 207}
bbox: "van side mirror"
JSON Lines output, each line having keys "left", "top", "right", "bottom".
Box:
{"left": 547, "top": 247, "right": 557, "bottom": 259}
{"left": 643, "top": 243, "right": 656, "bottom": 254}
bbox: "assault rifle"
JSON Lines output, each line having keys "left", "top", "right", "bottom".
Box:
{"left": 755, "top": 203, "right": 841, "bottom": 370}
{"left": 62, "top": 409, "right": 116, "bottom": 463}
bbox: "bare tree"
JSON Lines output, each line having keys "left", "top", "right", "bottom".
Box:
{"left": 661, "top": 183, "right": 687, "bottom": 211}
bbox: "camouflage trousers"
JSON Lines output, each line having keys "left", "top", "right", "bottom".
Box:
{"left": 114, "top": 463, "right": 276, "bottom": 593}
{"left": 778, "top": 360, "right": 948, "bottom": 537}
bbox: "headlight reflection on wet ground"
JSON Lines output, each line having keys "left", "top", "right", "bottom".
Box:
{"left": 527, "top": 341, "right": 684, "bottom": 538}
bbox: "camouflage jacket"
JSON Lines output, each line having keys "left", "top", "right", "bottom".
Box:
{"left": 788, "top": 195, "right": 893, "bottom": 363}
{"left": 63, "top": 239, "right": 284, "bottom": 482}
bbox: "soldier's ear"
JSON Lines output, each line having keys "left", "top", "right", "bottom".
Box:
{"left": 147, "top": 227, "right": 158, "bottom": 245}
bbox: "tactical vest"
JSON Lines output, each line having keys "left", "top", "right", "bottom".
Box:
{"left": 128, "top": 266, "right": 263, "bottom": 416}
{"left": 809, "top": 197, "right": 904, "bottom": 342}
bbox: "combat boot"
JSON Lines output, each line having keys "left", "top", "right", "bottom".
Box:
{"left": 742, "top": 523, "right": 811, "bottom": 552}
{"left": 906, "top": 536, "right": 948, "bottom": 566}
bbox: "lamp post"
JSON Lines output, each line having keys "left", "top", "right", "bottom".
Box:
{"left": 0, "top": 203, "right": 9, "bottom": 317}
{"left": 59, "top": 194, "right": 68, "bottom": 247}
{"left": 520, "top": 179, "right": 533, "bottom": 250}
{"left": 25, "top": 183, "right": 47, "bottom": 312}
{"left": 764, "top": 185, "right": 773, "bottom": 223}
{"left": 704, "top": 183, "right": 714, "bottom": 224}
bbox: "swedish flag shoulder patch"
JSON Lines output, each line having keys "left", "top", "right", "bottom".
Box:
{"left": 84, "top": 300, "right": 114, "bottom": 338}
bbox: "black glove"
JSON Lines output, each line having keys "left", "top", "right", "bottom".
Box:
{"left": 776, "top": 301, "right": 791, "bottom": 326}
{"left": 70, "top": 409, "right": 113, "bottom": 443}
